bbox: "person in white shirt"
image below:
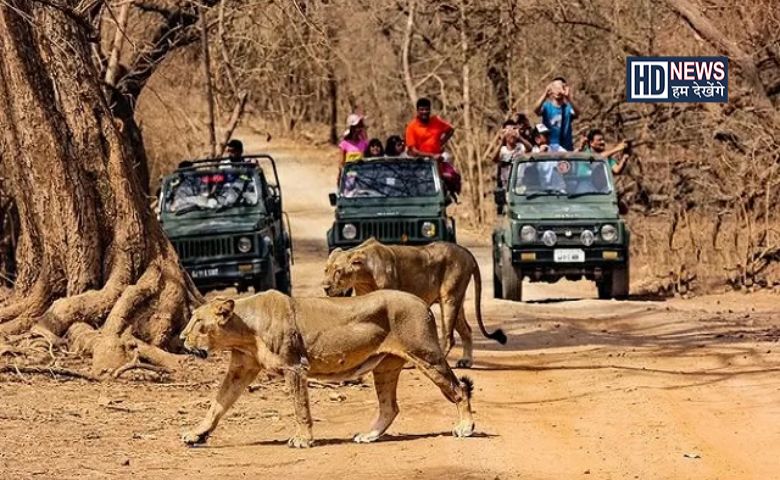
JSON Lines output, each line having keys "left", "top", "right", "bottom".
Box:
{"left": 531, "top": 124, "right": 567, "bottom": 153}
{"left": 493, "top": 120, "right": 527, "bottom": 188}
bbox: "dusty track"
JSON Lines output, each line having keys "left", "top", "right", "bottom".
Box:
{"left": 1, "top": 137, "right": 778, "bottom": 480}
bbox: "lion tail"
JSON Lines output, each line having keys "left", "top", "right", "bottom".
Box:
{"left": 459, "top": 376, "right": 474, "bottom": 400}
{"left": 468, "top": 249, "right": 507, "bottom": 345}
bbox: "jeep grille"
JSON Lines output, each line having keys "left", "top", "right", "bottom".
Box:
{"left": 341, "top": 220, "right": 422, "bottom": 242}
{"left": 173, "top": 236, "right": 245, "bottom": 260}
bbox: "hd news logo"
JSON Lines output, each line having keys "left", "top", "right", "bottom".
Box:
{"left": 626, "top": 56, "right": 728, "bottom": 103}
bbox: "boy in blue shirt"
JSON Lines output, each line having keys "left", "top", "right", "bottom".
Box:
{"left": 533, "top": 77, "right": 578, "bottom": 151}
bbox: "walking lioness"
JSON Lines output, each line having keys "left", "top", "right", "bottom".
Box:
{"left": 323, "top": 239, "right": 507, "bottom": 368}
{"left": 180, "top": 290, "right": 475, "bottom": 448}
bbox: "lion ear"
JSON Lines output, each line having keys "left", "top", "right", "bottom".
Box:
{"left": 327, "top": 247, "right": 343, "bottom": 262}
{"left": 212, "top": 298, "right": 235, "bottom": 324}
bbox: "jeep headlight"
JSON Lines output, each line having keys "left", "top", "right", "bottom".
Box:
{"left": 342, "top": 223, "right": 357, "bottom": 240}
{"left": 237, "top": 236, "right": 253, "bottom": 253}
{"left": 542, "top": 230, "right": 557, "bottom": 247}
{"left": 520, "top": 225, "right": 536, "bottom": 243}
{"left": 421, "top": 221, "right": 437, "bottom": 238}
{"left": 600, "top": 224, "right": 618, "bottom": 243}
{"left": 580, "top": 230, "right": 595, "bottom": 247}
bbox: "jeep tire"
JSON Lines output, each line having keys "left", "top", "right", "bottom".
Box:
{"left": 500, "top": 247, "right": 523, "bottom": 301}
{"left": 493, "top": 254, "right": 503, "bottom": 299}
{"left": 275, "top": 269, "right": 291, "bottom": 295}
{"left": 597, "top": 264, "right": 629, "bottom": 300}
{"left": 253, "top": 261, "right": 276, "bottom": 294}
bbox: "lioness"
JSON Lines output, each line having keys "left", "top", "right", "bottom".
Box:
{"left": 323, "top": 239, "right": 506, "bottom": 368}
{"left": 180, "top": 290, "right": 475, "bottom": 448}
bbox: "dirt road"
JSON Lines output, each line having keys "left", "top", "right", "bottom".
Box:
{"left": 1, "top": 139, "right": 779, "bottom": 480}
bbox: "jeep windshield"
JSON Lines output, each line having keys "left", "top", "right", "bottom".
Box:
{"left": 513, "top": 159, "right": 613, "bottom": 198}
{"left": 340, "top": 160, "right": 440, "bottom": 198}
{"left": 163, "top": 167, "right": 260, "bottom": 215}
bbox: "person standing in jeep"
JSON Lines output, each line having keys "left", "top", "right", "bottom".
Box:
{"left": 405, "top": 98, "right": 454, "bottom": 157}
{"left": 533, "top": 77, "right": 578, "bottom": 151}
{"left": 405, "top": 97, "right": 460, "bottom": 197}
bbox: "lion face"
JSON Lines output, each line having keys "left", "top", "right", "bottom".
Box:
{"left": 180, "top": 298, "right": 236, "bottom": 358}
{"left": 323, "top": 249, "right": 367, "bottom": 296}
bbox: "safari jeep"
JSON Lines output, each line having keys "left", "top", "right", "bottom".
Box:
{"left": 492, "top": 152, "right": 629, "bottom": 301}
{"left": 327, "top": 156, "right": 456, "bottom": 251}
{"left": 159, "top": 155, "right": 292, "bottom": 294}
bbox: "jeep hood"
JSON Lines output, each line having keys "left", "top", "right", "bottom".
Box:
{"left": 510, "top": 201, "right": 618, "bottom": 221}
{"left": 162, "top": 214, "right": 264, "bottom": 238}
{"left": 336, "top": 199, "right": 442, "bottom": 219}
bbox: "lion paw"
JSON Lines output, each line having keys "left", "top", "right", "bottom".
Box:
{"left": 353, "top": 431, "right": 381, "bottom": 443}
{"left": 455, "top": 358, "right": 473, "bottom": 369}
{"left": 181, "top": 429, "right": 209, "bottom": 446}
{"left": 287, "top": 435, "right": 314, "bottom": 449}
{"left": 452, "top": 421, "right": 474, "bottom": 438}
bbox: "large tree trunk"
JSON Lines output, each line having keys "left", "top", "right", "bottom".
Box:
{"left": 0, "top": 0, "right": 201, "bottom": 374}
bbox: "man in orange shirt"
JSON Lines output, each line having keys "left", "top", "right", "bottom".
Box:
{"left": 405, "top": 97, "right": 455, "bottom": 158}
{"left": 405, "top": 97, "right": 461, "bottom": 198}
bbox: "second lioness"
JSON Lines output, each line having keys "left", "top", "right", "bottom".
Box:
{"left": 323, "top": 239, "right": 506, "bottom": 368}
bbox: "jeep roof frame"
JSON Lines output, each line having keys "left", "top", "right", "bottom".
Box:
{"left": 173, "top": 154, "right": 283, "bottom": 207}
{"left": 512, "top": 152, "right": 609, "bottom": 163}
{"left": 346, "top": 155, "right": 437, "bottom": 165}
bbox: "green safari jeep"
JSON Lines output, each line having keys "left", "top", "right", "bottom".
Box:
{"left": 159, "top": 155, "right": 292, "bottom": 294}
{"left": 493, "top": 152, "right": 629, "bottom": 301}
{"left": 327, "top": 156, "right": 456, "bottom": 251}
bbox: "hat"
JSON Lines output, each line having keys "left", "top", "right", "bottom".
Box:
{"left": 346, "top": 113, "right": 364, "bottom": 128}
{"left": 535, "top": 123, "right": 549, "bottom": 135}
{"left": 343, "top": 114, "right": 365, "bottom": 137}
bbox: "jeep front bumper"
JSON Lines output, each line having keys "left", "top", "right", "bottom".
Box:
{"left": 509, "top": 246, "right": 627, "bottom": 279}
{"left": 183, "top": 257, "right": 271, "bottom": 288}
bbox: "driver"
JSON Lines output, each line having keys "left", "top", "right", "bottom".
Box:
{"left": 520, "top": 164, "right": 541, "bottom": 191}
{"left": 225, "top": 139, "right": 244, "bottom": 163}
{"left": 517, "top": 162, "right": 566, "bottom": 194}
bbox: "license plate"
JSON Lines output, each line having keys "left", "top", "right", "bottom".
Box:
{"left": 191, "top": 267, "right": 219, "bottom": 279}
{"left": 554, "top": 249, "right": 585, "bottom": 263}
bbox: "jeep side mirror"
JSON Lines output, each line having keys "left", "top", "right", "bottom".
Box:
{"left": 328, "top": 192, "right": 337, "bottom": 207}
{"left": 494, "top": 189, "right": 506, "bottom": 215}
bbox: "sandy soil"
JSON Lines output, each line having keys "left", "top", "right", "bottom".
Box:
{"left": 1, "top": 137, "right": 778, "bottom": 480}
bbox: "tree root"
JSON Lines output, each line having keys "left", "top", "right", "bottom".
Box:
{"left": 0, "top": 277, "right": 54, "bottom": 325}
{"left": 0, "top": 364, "right": 98, "bottom": 382}
{"left": 113, "top": 355, "right": 172, "bottom": 379}
{"left": 0, "top": 241, "right": 198, "bottom": 378}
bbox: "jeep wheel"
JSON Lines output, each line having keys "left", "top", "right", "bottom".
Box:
{"left": 597, "top": 264, "right": 630, "bottom": 300}
{"left": 275, "top": 269, "right": 292, "bottom": 295}
{"left": 596, "top": 278, "right": 611, "bottom": 299}
{"left": 493, "top": 255, "right": 503, "bottom": 299}
{"left": 253, "top": 263, "right": 276, "bottom": 293}
{"left": 500, "top": 247, "right": 522, "bottom": 301}
{"left": 610, "top": 264, "right": 630, "bottom": 299}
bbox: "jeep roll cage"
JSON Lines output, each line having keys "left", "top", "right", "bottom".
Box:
{"left": 174, "top": 154, "right": 283, "bottom": 209}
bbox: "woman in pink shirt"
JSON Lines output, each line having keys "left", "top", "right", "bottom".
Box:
{"left": 339, "top": 114, "right": 368, "bottom": 167}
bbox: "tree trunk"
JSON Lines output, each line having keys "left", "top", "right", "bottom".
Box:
{"left": 327, "top": 66, "right": 339, "bottom": 145}
{"left": 401, "top": 0, "right": 418, "bottom": 108}
{"left": 458, "top": 0, "right": 483, "bottom": 223}
{"left": 0, "top": 0, "right": 201, "bottom": 374}
{"left": 665, "top": 0, "right": 774, "bottom": 112}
